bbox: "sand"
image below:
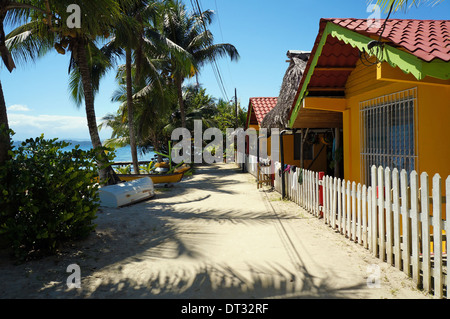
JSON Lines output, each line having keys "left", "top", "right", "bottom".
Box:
{"left": 0, "top": 163, "right": 431, "bottom": 299}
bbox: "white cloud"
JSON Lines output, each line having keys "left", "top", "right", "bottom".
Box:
{"left": 8, "top": 104, "right": 31, "bottom": 112}
{"left": 7, "top": 111, "right": 114, "bottom": 141}
{"left": 7, "top": 113, "right": 111, "bottom": 141}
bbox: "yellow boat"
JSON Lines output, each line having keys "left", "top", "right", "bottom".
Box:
{"left": 174, "top": 164, "right": 191, "bottom": 174}
{"left": 117, "top": 172, "right": 185, "bottom": 184}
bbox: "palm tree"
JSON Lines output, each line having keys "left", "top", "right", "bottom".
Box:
{"left": 106, "top": 0, "right": 161, "bottom": 174}
{"left": 104, "top": 0, "right": 196, "bottom": 172}
{"left": 0, "top": 0, "right": 48, "bottom": 166}
{"left": 374, "top": 0, "right": 443, "bottom": 12}
{"left": 6, "top": 0, "right": 124, "bottom": 184}
{"left": 161, "top": 0, "right": 239, "bottom": 128}
{"left": 102, "top": 59, "right": 177, "bottom": 162}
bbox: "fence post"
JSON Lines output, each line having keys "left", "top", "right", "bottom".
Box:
{"left": 352, "top": 182, "right": 357, "bottom": 241}
{"left": 371, "top": 166, "right": 378, "bottom": 257}
{"left": 392, "top": 169, "right": 402, "bottom": 271}
{"left": 362, "top": 185, "right": 368, "bottom": 248}
{"left": 420, "top": 172, "right": 431, "bottom": 292}
{"left": 401, "top": 170, "right": 411, "bottom": 277}
{"left": 432, "top": 174, "right": 443, "bottom": 299}
{"left": 378, "top": 166, "right": 386, "bottom": 262}
{"left": 368, "top": 186, "right": 373, "bottom": 253}
{"left": 320, "top": 173, "right": 325, "bottom": 220}
{"left": 446, "top": 176, "right": 450, "bottom": 297}
{"left": 347, "top": 181, "right": 351, "bottom": 239}
{"left": 332, "top": 177, "right": 338, "bottom": 229}
{"left": 357, "top": 183, "right": 362, "bottom": 245}
{"left": 341, "top": 180, "right": 347, "bottom": 236}
{"left": 385, "top": 168, "right": 393, "bottom": 265}
{"left": 410, "top": 171, "right": 420, "bottom": 287}
{"left": 337, "top": 179, "right": 342, "bottom": 233}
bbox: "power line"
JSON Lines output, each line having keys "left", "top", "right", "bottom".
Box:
{"left": 194, "top": 0, "right": 227, "bottom": 99}
{"left": 214, "top": 0, "right": 235, "bottom": 91}
{"left": 193, "top": 0, "right": 230, "bottom": 102}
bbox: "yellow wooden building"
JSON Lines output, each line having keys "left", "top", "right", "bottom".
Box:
{"left": 289, "top": 18, "right": 450, "bottom": 185}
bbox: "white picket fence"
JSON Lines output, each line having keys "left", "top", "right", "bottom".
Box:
{"left": 267, "top": 161, "right": 449, "bottom": 299}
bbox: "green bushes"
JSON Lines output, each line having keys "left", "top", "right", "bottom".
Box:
{"left": 0, "top": 134, "right": 102, "bottom": 261}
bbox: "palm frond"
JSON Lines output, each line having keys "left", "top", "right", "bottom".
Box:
{"left": 373, "top": 0, "right": 443, "bottom": 12}
{"left": 5, "top": 20, "right": 55, "bottom": 67}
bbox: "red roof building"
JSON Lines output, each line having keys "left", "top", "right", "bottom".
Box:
{"left": 288, "top": 18, "right": 450, "bottom": 185}
{"left": 246, "top": 97, "right": 278, "bottom": 129}
{"left": 326, "top": 18, "right": 450, "bottom": 62}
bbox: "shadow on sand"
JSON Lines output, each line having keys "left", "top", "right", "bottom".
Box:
{"left": 0, "top": 164, "right": 367, "bottom": 299}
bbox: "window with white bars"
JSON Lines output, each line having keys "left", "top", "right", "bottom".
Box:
{"left": 360, "top": 88, "right": 418, "bottom": 185}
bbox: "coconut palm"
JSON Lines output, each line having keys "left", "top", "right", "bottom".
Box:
{"left": 101, "top": 60, "right": 177, "bottom": 162}
{"left": 161, "top": 0, "right": 239, "bottom": 128}
{"left": 105, "top": 0, "right": 161, "bottom": 174}
{"left": 103, "top": 0, "right": 189, "bottom": 173}
{"left": 0, "top": 0, "right": 49, "bottom": 165}
{"left": 6, "top": 0, "right": 125, "bottom": 184}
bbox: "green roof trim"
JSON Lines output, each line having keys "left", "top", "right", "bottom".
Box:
{"left": 289, "top": 22, "right": 450, "bottom": 128}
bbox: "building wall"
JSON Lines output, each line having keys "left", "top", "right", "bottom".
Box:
{"left": 266, "top": 134, "right": 328, "bottom": 171}
{"left": 343, "top": 60, "right": 450, "bottom": 184}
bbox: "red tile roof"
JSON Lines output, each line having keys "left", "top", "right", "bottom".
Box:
{"left": 290, "top": 18, "right": 450, "bottom": 126}
{"left": 248, "top": 97, "right": 278, "bottom": 126}
{"left": 326, "top": 18, "right": 450, "bottom": 62}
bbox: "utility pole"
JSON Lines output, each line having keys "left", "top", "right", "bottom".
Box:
{"left": 235, "top": 88, "right": 238, "bottom": 128}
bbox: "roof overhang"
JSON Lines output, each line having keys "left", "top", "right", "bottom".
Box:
{"left": 289, "top": 19, "right": 450, "bottom": 128}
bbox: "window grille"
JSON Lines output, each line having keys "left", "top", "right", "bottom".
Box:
{"left": 360, "top": 88, "right": 418, "bottom": 185}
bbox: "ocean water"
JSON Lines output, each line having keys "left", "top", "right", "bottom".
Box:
{"left": 12, "top": 140, "right": 156, "bottom": 163}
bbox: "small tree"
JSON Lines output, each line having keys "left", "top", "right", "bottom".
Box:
{"left": 0, "top": 134, "right": 105, "bottom": 261}
{"left": 6, "top": 0, "right": 123, "bottom": 185}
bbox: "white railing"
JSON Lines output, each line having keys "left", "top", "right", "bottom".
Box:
{"left": 271, "top": 161, "right": 449, "bottom": 299}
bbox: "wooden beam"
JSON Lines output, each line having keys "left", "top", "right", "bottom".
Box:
{"left": 308, "top": 87, "right": 346, "bottom": 92}
{"left": 315, "top": 67, "right": 355, "bottom": 72}
{"left": 303, "top": 97, "right": 347, "bottom": 112}
{"left": 292, "top": 108, "right": 343, "bottom": 129}
{"left": 377, "top": 62, "right": 450, "bottom": 87}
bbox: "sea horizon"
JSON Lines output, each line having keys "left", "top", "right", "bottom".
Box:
{"left": 12, "top": 138, "right": 156, "bottom": 163}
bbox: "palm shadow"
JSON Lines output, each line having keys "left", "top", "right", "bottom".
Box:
{"left": 0, "top": 164, "right": 366, "bottom": 299}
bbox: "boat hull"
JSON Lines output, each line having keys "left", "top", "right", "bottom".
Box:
{"left": 117, "top": 172, "right": 184, "bottom": 184}
{"left": 99, "top": 177, "right": 155, "bottom": 208}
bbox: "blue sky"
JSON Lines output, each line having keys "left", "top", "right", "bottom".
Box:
{"left": 2, "top": 0, "right": 450, "bottom": 141}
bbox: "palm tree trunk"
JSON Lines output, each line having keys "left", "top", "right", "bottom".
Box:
{"left": 126, "top": 48, "right": 139, "bottom": 174}
{"left": 0, "top": 80, "right": 10, "bottom": 166}
{"left": 0, "top": 16, "right": 11, "bottom": 166}
{"left": 175, "top": 73, "right": 186, "bottom": 129}
{"left": 76, "top": 40, "right": 119, "bottom": 185}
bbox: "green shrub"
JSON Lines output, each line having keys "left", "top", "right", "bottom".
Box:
{"left": 0, "top": 134, "right": 102, "bottom": 261}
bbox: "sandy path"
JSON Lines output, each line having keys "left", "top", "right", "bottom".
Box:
{"left": 0, "top": 164, "right": 430, "bottom": 299}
